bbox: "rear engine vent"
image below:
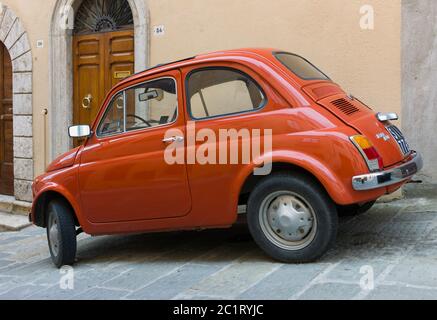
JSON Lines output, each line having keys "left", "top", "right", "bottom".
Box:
{"left": 331, "top": 98, "right": 360, "bottom": 116}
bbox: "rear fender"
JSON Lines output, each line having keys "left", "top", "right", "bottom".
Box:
{"left": 233, "top": 148, "right": 385, "bottom": 210}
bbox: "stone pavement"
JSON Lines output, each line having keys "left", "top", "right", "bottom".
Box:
{"left": 1, "top": 195, "right": 437, "bottom": 300}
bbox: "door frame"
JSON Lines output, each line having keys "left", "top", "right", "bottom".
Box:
{"left": 0, "top": 42, "right": 13, "bottom": 196}
{"left": 72, "top": 29, "right": 135, "bottom": 133}
{"left": 0, "top": 5, "right": 34, "bottom": 202}
{"left": 49, "top": 0, "right": 150, "bottom": 161}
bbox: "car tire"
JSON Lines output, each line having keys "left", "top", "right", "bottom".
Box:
{"left": 337, "top": 201, "right": 376, "bottom": 217}
{"left": 46, "top": 199, "right": 77, "bottom": 268}
{"left": 247, "top": 172, "right": 338, "bottom": 263}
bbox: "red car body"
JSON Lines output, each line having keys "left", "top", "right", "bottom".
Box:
{"left": 30, "top": 49, "right": 422, "bottom": 263}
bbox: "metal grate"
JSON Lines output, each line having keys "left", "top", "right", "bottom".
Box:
{"left": 386, "top": 125, "right": 410, "bottom": 155}
{"left": 74, "top": 0, "right": 134, "bottom": 34}
{"left": 331, "top": 98, "right": 360, "bottom": 116}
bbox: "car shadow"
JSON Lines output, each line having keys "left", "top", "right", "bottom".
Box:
{"left": 75, "top": 223, "right": 264, "bottom": 267}
{"left": 74, "top": 203, "right": 433, "bottom": 267}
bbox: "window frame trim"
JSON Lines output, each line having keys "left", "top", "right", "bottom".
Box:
{"left": 273, "top": 51, "right": 331, "bottom": 81}
{"left": 185, "top": 66, "right": 268, "bottom": 121}
{"left": 96, "top": 76, "right": 179, "bottom": 138}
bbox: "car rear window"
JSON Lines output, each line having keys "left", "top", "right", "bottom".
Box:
{"left": 274, "top": 52, "right": 329, "bottom": 81}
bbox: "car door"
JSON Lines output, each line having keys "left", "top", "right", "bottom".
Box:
{"left": 181, "top": 65, "right": 274, "bottom": 226}
{"left": 78, "top": 70, "right": 192, "bottom": 223}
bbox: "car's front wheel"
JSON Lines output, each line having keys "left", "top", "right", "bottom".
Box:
{"left": 46, "top": 199, "right": 77, "bottom": 268}
{"left": 247, "top": 173, "right": 338, "bottom": 263}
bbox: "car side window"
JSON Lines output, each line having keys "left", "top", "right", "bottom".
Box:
{"left": 125, "top": 78, "right": 178, "bottom": 132}
{"left": 97, "top": 78, "right": 178, "bottom": 137}
{"left": 97, "top": 92, "right": 125, "bottom": 136}
{"left": 187, "top": 68, "right": 266, "bottom": 120}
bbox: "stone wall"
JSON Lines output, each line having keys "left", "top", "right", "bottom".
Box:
{"left": 402, "top": 0, "right": 437, "bottom": 183}
{"left": 0, "top": 5, "right": 33, "bottom": 202}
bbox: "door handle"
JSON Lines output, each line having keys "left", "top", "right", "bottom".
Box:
{"left": 82, "top": 94, "right": 93, "bottom": 110}
{"left": 162, "top": 136, "right": 184, "bottom": 144}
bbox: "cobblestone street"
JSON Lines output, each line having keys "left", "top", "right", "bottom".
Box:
{"left": 1, "top": 193, "right": 437, "bottom": 300}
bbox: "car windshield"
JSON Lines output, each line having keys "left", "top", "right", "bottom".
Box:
{"left": 274, "top": 52, "right": 329, "bottom": 81}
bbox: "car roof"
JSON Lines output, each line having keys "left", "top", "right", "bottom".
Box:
{"left": 119, "top": 48, "right": 280, "bottom": 84}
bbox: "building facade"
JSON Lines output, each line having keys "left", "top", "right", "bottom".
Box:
{"left": 0, "top": 0, "right": 434, "bottom": 203}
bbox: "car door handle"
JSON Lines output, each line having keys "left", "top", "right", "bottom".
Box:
{"left": 162, "top": 136, "right": 184, "bottom": 144}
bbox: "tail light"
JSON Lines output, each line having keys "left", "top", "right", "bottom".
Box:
{"left": 350, "top": 135, "right": 383, "bottom": 172}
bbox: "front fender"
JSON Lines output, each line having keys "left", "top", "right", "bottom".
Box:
{"left": 31, "top": 165, "right": 84, "bottom": 228}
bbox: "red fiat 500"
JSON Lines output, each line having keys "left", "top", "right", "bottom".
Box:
{"left": 31, "top": 49, "right": 423, "bottom": 268}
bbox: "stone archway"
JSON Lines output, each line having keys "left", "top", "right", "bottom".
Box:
{"left": 0, "top": 4, "right": 34, "bottom": 202}
{"left": 49, "top": 0, "right": 150, "bottom": 160}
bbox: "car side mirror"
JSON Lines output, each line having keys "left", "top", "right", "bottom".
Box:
{"left": 69, "top": 125, "right": 91, "bottom": 138}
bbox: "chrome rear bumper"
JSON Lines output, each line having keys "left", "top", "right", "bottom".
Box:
{"left": 352, "top": 151, "right": 423, "bottom": 191}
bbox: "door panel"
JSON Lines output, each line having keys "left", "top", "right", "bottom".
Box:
{"left": 106, "top": 30, "right": 134, "bottom": 90}
{"left": 76, "top": 64, "right": 102, "bottom": 125}
{"left": 73, "top": 30, "right": 134, "bottom": 146}
{"left": 79, "top": 70, "right": 192, "bottom": 223}
{"left": 73, "top": 34, "right": 104, "bottom": 144}
{"left": 0, "top": 42, "right": 13, "bottom": 196}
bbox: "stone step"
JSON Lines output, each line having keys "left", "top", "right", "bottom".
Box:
{"left": 0, "top": 195, "right": 31, "bottom": 217}
{"left": 0, "top": 211, "right": 31, "bottom": 232}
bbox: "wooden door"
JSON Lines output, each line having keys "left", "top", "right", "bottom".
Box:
{"left": 0, "top": 42, "right": 13, "bottom": 196}
{"left": 73, "top": 29, "right": 134, "bottom": 145}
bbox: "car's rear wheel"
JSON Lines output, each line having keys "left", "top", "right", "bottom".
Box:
{"left": 46, "top": 199, "right": 77, "bottom": 268}
{"left": 337, "top": 201, "right": 376, "bottom": 217}
{"left": 247, "top": 173, "right": 338, "bottom": 263}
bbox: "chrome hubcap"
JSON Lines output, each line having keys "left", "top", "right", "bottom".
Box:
{"left": 260, "top": 191, "right": 317, "bottom": 250}
{"left": 48, "top": 215, "right": 60, "bottom": 257}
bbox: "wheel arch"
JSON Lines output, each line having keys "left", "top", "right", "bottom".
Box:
{"left": 235, "top": 152, "right": 352, "bottom": 208}
{"left": 238, "top": 162, "right": 331, "bottom": 204}
{"left": 33, "top": 190, "right": 80, "bottom": 228}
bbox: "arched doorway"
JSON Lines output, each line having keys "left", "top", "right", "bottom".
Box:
{"left": 0, "top": 4, "right": 34, "bottom": 202}
{"left": 73, "top": 0, "right": 135, "bottom": 142}
{"left": 50, "top": 0, "right": 149, "bottom": 159}
{"left": 0, "top": 42, "right": 13, "bottom": 196}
